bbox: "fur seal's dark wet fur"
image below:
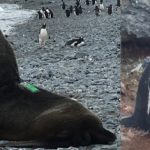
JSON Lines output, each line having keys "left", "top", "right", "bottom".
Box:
{"left": 122, "top": 63, "right": 150, "bottom": 131}
{"left": 0, "top": 31, "right": 116, "bottom": 148}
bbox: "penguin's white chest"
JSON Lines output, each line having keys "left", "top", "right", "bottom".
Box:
{"left": 39, "top": 29, "right": 48, "bottom": 42}
{"left": 100, "top": 4, "right": 104, "bottom": 10}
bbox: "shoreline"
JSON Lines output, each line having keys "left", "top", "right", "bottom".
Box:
{"left": 0, "top": 0, "right": 121, "bottom": 149}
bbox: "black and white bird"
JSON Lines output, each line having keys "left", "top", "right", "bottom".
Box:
{"left": 65, "top": 9, "right": 71, "bottom": 17}
{"left": 99, "top": 2, "right": 104, "bottom": 11}
{"left": 45, "top": 8, "right": 54, "bottom": 18}
{"left": 76, "top": 0, "right": 80, "bottom": 7}
{"left": 94, "top": 5, "right": 100, "bottom": 16}
{"left": 92, "top": 0, "right": 96, "bottom": 5}
{"left": 69, "top": 5, "right": 73, "bottom": 13}
{"left": 65, "top": 37, "right": 85, "bottom": 47}
{"left": 62, "top": 0, "right": 66, "bottom": 10}
{"left": 39, "top": 23, "right": 48, "bottom": 48}
{"left": 86, "top": 0, "right": 90, "bottom": 6}
{"left": 37, "top": 7, "right": 46, "bottom": 19}
{"left": 108, "top": 4, "right": 112, "bottom": 15}
{"left": 117, "top": 0, "right": 121, "bottom": 7}
{"left": 74, "top": 6, "right": 80, "bottom": 16}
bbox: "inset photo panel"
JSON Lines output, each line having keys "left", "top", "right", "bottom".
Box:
{"left": 121, "top": 0, "right": 150, "bottom": 150}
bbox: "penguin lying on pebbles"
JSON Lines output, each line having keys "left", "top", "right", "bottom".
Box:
{"left": 65, "top": 37, "right": 85, "bottom": 47}
{"left": 39, "top": 23, "right": 48, "bottom": 48}
{"left": 0, "top": 30, "right": 116, "bottom": 148}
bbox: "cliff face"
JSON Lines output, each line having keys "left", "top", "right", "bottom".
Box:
{"left": 121, "top": 0, "right": 150, "bottom": 57}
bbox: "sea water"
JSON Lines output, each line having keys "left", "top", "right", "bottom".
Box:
{"left": 0, "top": 4, "right": 36, "bottom": 35}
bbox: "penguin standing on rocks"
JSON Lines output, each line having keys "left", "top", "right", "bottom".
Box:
{"left": 86, "top": 0, "right": 90, "bottom": 6}
{"left": 122, "top": 63, "right": 150, "bottom": 131}
{"left": 37, "top": 10, "right": 43, "bottom": 19}
{"left": 37, "top": 7, "right": 46, "bottom": 19}
{"left": 117, "top": 0, "right": 121, "bottom": 7}
{"left": 74, "top": 5, "right": 80, "bottom": 16}
{"left": 39, "top": 23, "right": 48, "bottom": 48}
{"left": 99, "top": 1, "right": 104, "bottom": 11}
{"left": 92, "top": 0, "right": 96, "bottom": 5}
{"left": 78, "top": 5, "right": 83, "bottom": 14}
{"left": 0, "top": 30, "right": 116, "bottom": 148}
{"left": 65, "top": 9, "right": 71, "bottom": 17}
{"left": 108, "top": 4, "right": 112, "bottom": 15}
{"left": 94, "top": 5, "right": 100, "bottom": 16}
{"left": 61, "top": 0, "right": 66, "bottom": 10}
{"left": 45, "top": 8, "right": 54, "bottom": 18}
{"left": 116, "top": 0, "right": 121, "bottom": 10}
{"left": 69, "top": 5, "right": 73, "bottom": 13}
{"left": 76, "top": 0, "right": 80, "bottom": 7}
{"left": 65, "top": 37, "right": 85, "bottom": 47}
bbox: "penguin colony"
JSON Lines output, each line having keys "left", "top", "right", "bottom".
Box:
{"left": 0, "top": 0, "right": 121, "bottom": 148}
{"left": 38, "top": 0, "right": 121, "bottom": 48}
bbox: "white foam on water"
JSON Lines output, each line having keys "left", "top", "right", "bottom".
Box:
{"left": 0, "top": 4, "right": 36, "bottom": 35}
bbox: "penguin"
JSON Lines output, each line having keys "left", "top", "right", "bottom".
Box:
{"left": 39, "top": 23, "right": 48, "bottom": 48}
{"left": 92, "top": 0, "right": 96, "bottom": 5}
{"left": 37, "top": 10, "right": 43, "bottom": 19}
{"left": 45, "top": 8, "right": 54, "bottom": 18}
{"left": 100, "top": 0, "right": 103, "bottom": 4}
{"left": 99, "top": 3, "right": 104, "bottom": 11}
{"left": 78, "top": 5, "right": 83, "bottom": 14}
{"left": 86, "top": 0, "right": 90, "bottom": 6}
{"left": 108, "top": 4, "right": 112, "bottom": 15}
{"left": 39, "top": 7, "right": 46, "bottom": 18}
{"left": 122, "top": 63, "right": 150, "bottom": 131}
{"left": 62, "top": 0, "right": 66, "bottom": 10}
{"left": 0, "top": 30, "right": 116, "bottom": 148}
{"left": 44, "top": 9, "right": 49, "bottom": 19}
{"left": 117, "top": 0, "right": 121, "bottom": 7}
{"left": 116, "top": 0, "right": 121, "bottom": 11}
{"left": 94, "top": 5, "right": 100, "bottom": 16}
{"left": 74, "top": 6, "right": 80, "bottom": 16}
{"left": 76, "top": 0, "right": 80, "bottom": 7}
{"left": 49, "top": 9, "right": 54, "bottom": 18}
{"left": 69, "top": 5, "right": 73, "bottom": 13}
{"left": 65, "top": 37, "right": 85, "bottom": 47}
{"left": 65, "top": 9, "right": 71, "bottom": 17}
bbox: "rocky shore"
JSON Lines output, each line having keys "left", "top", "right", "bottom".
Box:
{"left": 0, "top": 0, "right": 121, "bottom": 149}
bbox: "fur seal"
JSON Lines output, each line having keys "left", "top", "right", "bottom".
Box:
{"left": 0, "top": 31, "right": 116, "bottom": 148}
{"left": 122, "top": 63, "right": 150, "bottom": 131}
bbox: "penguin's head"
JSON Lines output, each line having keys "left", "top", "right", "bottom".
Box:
{"left": 42, "top": 23, "right": 46, "bottom": 29}
{"left": 79, "top": 37, "right": 84, "bottom": 42}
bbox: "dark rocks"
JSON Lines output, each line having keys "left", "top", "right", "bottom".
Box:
{"left": 121, "top": 0, "right": 150, "bottom": 55}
